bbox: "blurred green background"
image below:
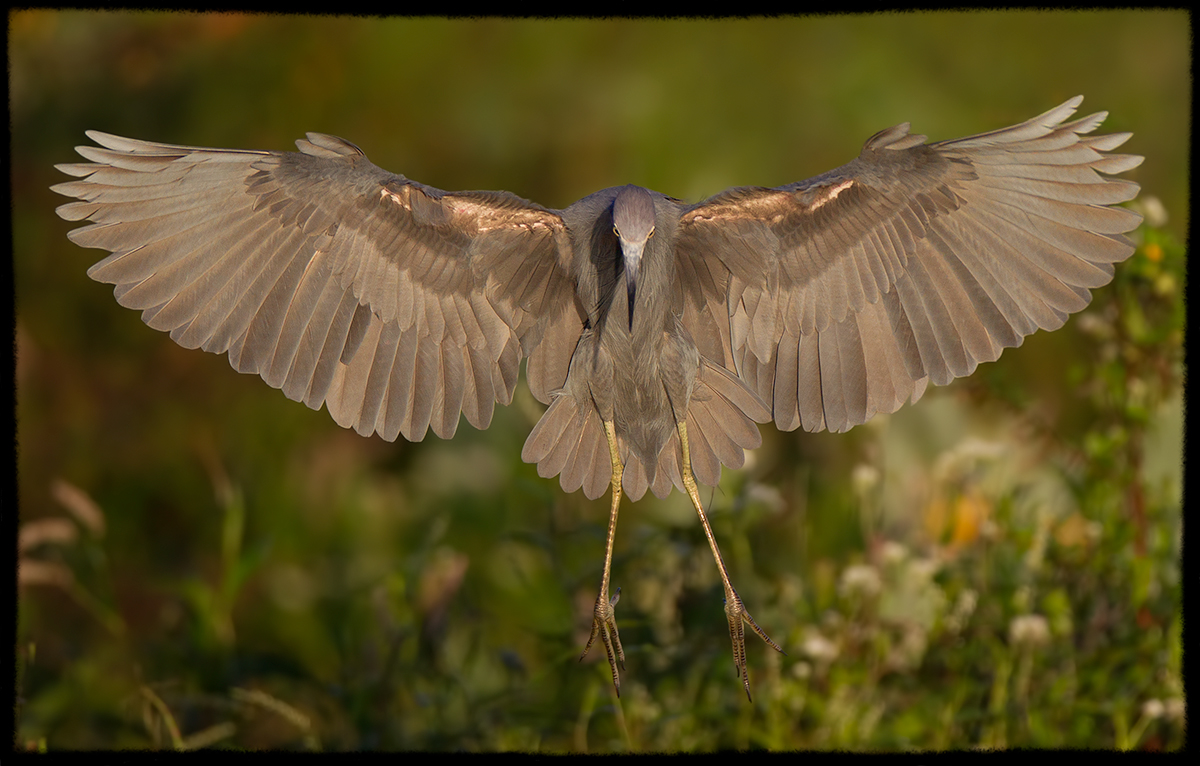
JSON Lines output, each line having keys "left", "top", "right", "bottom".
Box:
{"left": 12, "top": 11, "right": 1185, "bottom": 752}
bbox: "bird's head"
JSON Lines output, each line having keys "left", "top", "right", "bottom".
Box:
{"left": 612, "top": 185, "right": 656, "bottom": 331}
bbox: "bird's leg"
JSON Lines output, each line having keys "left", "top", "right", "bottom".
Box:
{"left": 580, "top": 420, "right": 626, "bottom": 696}
{"left": 677, "top": 420, "right": 785, "bottom": 701}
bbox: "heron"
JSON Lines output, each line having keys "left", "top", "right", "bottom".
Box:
{"left": 52, "top": 96, "right": 1142, "bottom": 700}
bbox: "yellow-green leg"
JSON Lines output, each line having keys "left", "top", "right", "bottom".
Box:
{"left": 678, "top": 420, "right": 785, "bottom": 701}
{"left": 580, "top": 420, "right": 626, "bottom": 696}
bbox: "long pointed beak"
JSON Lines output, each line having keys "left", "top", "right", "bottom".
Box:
{"left": 621, "top": 239, "right": 644, "bottom": 332}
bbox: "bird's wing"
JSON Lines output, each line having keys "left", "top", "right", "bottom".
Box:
{"left": 675, "top": 96, "right": 1143, "bottom": 433}
{"left": 53, "top": 131, "right": 577, "bottom": 441}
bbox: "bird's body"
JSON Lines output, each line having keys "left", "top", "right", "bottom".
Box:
{"left": 53, "top": 97, "right": 1143, "bottom": 699}
{"left": 528, "top": 184, "right": 762, "bottom": 500}
{"left": 562, "top": 186, "right": 691, "bottom": 478}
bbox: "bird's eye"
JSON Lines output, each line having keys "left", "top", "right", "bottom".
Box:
{"left": 613, "top": 226, "right": 620, "bottom": 237}
{"left": 648, "top": 228, "right": 654, "bottom": 238}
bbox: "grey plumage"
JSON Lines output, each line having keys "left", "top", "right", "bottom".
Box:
{"left": 53, "top": 96, "right": 1142, "bottom": 698}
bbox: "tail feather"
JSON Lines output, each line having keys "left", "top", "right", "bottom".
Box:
{"left": 622, "top": 450, "right": 650, "bottom": 501}
{"left": 523, "top": 361, "right": 768, "bottom": 501}
{"left": 522, "top": 394, "right": 611, "bottom": 500}
{"left": 637, "top": 361, "right": 767, "bottom": 500}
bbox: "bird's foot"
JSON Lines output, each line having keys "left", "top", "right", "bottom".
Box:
{"left": 580, "top": 586, "right": 625, "bottom": 696}
{"left": 724, "top": 587, "right": 786, "bottom": 702}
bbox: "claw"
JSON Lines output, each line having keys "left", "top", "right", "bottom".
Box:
{"left": 581, "top": 586, "right": 626, "bottom": 696}
{"left": 724, "top": 587, "right": 786, "bottom": 701}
